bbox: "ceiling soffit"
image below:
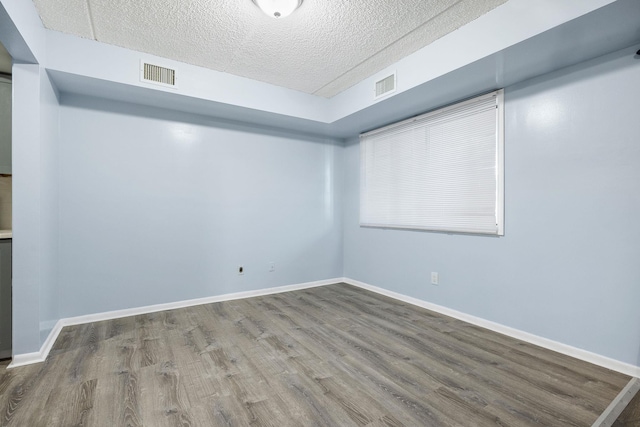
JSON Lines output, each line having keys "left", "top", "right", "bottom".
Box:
{"left": 32, "top": 0, "right": 507, "bottom": 97}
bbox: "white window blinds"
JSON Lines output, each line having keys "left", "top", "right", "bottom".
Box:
{"left": 360, "top": 90, "right": 504, "bottom": 235}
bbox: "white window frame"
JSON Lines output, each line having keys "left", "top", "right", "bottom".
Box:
{"left": 360, "top": 90, "right": 504, "bottom": 236}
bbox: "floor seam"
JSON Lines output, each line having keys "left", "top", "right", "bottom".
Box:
{"left": 592, "top": 377, "right": 640, "bottom": 427}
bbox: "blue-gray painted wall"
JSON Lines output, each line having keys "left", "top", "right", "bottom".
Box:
{"left": 343, "top": 46, "right": 640, "bottom": 366}
{"left": 11, "top": 64, "right": 43, "bottom": 355}
{"left": 3, "top": 0, "right": 638, "bottom": 370}
{"left": 11, "top": 66, "right": 60, "bottom": 354}
{"left": 16, "top": 46, "right": 640, "bottom": 370}
{"left": 56, "top": 95, "right": 343, "bottom": 318}
{"left": 38, "top": 70, "right": 60, "bottom": 345}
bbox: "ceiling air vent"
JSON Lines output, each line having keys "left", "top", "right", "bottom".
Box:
{"left": 140, "top": 61, "right": 177, "bottom": 88}
{"left": 374, "top": 72, "right": 396, "bottom": 99}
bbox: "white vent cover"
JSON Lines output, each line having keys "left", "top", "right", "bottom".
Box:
{"left": 374, "top": 72, "right": 396, "bottom": 99}
{"left": 140, "top": 61, "right": 177, "bottom": 88}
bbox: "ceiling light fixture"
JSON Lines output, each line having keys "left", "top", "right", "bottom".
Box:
{"left": 252, "top": 0, "right": 302, "bottom": 18}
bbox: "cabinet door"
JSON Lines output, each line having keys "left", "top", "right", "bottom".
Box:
{"left": 0, "top": 79, "right": 11, "bottom": 175}
{"left": 0, "top": 239, "right": 10, "bottom": 359}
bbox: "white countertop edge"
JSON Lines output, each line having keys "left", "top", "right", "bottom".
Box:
{"left": 0, "top": 230, "right": 12, "bottom": 239}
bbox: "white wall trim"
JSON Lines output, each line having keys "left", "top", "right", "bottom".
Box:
{"left": 9, "top": 318, "right": 67, "bottom": 368}
{"left": 592, "top": 377, "right": 640, "bottom": 426}
{"left": 8, "top": 278, "right": 340, "bottom": 369}
{"left": 8, "top": 351, "right": 44, "bottom": 368}
{"left": 9, "top": 276, "right": 640, "bottom": 378}
{"left": 342, "top": 277, "right": 640, "bottom": 378}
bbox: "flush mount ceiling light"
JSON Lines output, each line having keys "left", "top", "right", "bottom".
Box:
{"left": 252, "top": 0, "right": 303, "bottom": 18}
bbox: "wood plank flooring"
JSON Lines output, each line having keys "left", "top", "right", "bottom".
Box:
{"left": 613, "top": 390, "right": 640, "bottom": 427}
{"left": 0, "top": 283, "right": 634, "bottom": 426}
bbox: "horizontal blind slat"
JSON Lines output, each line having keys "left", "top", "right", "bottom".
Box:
{"left": 360, "top": 90, "right": 502, "bottom": 235}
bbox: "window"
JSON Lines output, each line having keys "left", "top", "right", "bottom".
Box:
{"left": 360, "top": 90, "right": 504, "bottom": 235}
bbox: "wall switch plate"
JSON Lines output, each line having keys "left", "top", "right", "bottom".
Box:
{"left": 238, "top": 265, "right": 244, "bottom": 275}
{"left": 431, "top": 272, "right": 439, "bottom": 285}
{"left": 269, "top": 262, "right": 275, "bottom": 272}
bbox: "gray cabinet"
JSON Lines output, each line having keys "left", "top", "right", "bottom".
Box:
{"left": 0, "top": 78, "right": 10, "bottom": 175}
{"left": 0, "top": 239, "right": 10, "bottom": 359}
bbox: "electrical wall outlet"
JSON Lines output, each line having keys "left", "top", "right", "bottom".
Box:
{"left": 431, "top": 272, "right": 439, "bottom": 285}
{"left": 238, "top": 265, "right": 244, "bottom": 275}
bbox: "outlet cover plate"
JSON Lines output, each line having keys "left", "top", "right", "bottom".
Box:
{"left": 431, "top": 272, "right": 439, "bottom": 285}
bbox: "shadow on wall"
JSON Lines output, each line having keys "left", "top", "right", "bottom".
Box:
{"left": 59, "top": 93, "right": 339, "bottom": 145}
{"left": 507, "top": 44, "right": 640, "bottom": 105}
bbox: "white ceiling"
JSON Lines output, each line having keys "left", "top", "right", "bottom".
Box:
{"left": 32, "top": 0, "right": 507, "bottom": 98}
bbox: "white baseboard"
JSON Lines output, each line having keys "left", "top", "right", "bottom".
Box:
{"left": 8, "top": 277, "right": 340, "bottom": 369}
{"left": 8, "top": 320, "right": 65, "bottom": 368}
{"left": 9, "top": 276, "right": 640, "bottom": 378}
{"left": 342, "top": 277, "right": 640, "bottom": 378}
{"left": 8, "top": 351, "right": 43, "bottom": 368}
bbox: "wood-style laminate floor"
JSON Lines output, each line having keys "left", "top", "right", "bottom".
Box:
{"left": 613, "top": 390, "right": 640, "bottom": 427}
{"left": 0, "top": 283, "right": 634, "bottom": 426}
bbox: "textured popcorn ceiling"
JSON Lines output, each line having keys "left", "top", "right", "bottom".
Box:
{"left": 32, "top": 0, "right": 508, "bottom": 98}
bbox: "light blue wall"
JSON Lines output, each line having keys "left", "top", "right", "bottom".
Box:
{"left": 343, "top": 45, "right": 640, "bottom": 367}
{"left": 11, "top": 65, "right": 61, "bottom": 354}
{"left": 57, "top": 95, "right": 343, "bottom": 318}
{"left": 1, "top": 0, "right": 60, "bottom": 356}
{"left": 2, "top": 0, "right": 638, "bottom": 371}
{"left": 38, "top": 70, "right": 60, "bottom": 344}
{"left": 0, "top": 0, "right": 44, "bottom": 63}
{"left": 11, "top": 64, "right": 42, "bottom": 355}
